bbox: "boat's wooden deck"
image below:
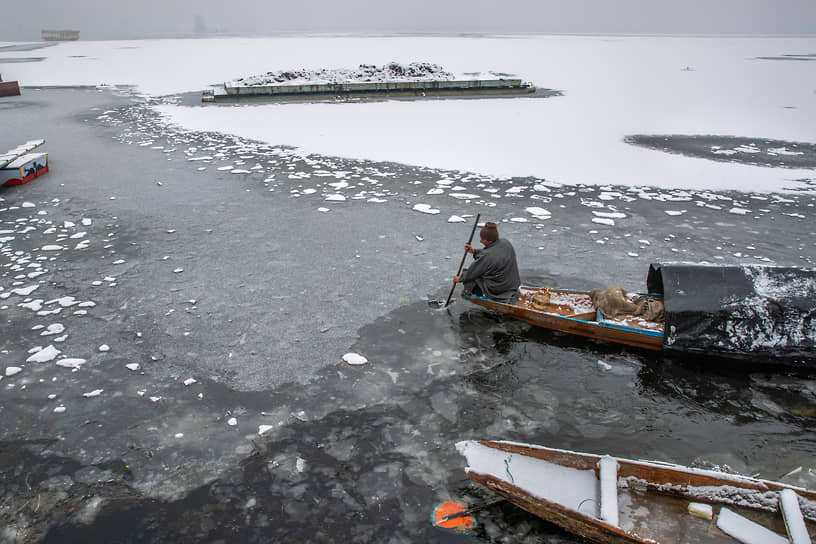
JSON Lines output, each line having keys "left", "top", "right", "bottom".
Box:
{"left": 515, "top": 287, "right": 664, "bottom": 335}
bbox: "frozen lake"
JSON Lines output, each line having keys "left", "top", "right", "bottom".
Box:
{"left": 0, "top": 35, "right": 815, "bottom": 542}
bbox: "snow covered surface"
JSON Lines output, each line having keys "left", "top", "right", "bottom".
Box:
{"left": 229, "top": 62, "right": 455, "bottom": 87}
{"left": 780, "top": 489, "right": 811, "bottom": 544}
{"left": 3, "top": 35, "right": 815, "bottom": 192}
{"left": 598, "top": 456, "right": 620, "bottom": 527}
{"left": 722, "top": 265, "right": 816, "bottom": 351}
{"left": 456, "top": 440, "right": 600, "bottom": 518}
{"left": 463, "top": 440, "right": 816, "bottom": 522}
{"left": 716, "top": 507, "right": 789, "bottom": 544}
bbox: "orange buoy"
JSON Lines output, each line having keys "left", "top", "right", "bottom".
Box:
{"left": 431, "top": 501, "right": 476, "bottom": 531}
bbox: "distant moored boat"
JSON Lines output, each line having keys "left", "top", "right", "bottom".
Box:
{"left": 0, "top": 73, "right": 20, "bottom": 97}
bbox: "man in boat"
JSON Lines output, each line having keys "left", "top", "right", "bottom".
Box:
{"left": 453, "top": 222, "right": 520, "bottom": 303}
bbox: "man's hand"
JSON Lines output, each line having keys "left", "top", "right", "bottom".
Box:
{"left": 453, "top": 275, "right": 460, "bottom": 284}
{"left": 464, "top": 243, "right": 474, "bottom": 254}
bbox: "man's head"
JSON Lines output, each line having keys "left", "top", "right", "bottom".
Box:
{"left": 479, "top": 222, "right": 499, "bottom": 245}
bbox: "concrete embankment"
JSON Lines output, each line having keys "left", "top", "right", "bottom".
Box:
{"left": 203, "top": 78, "right": 535, "bottom": 102}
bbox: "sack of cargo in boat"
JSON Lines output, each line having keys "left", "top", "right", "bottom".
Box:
{"left": 589, "top": 287, "right": 643, "bottom": 318}
{"left": 632, "top": 295, "right": 664, "bottom": 322}
{"left": 532, "top": 287, "right": 550, "bottom": 309}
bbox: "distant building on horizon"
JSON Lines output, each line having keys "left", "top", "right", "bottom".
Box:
{"left": 42, "top": 29, "right": 80, "bottom": 41}
{"left": 194, "top": 15, "right": 207, "bottom": 35}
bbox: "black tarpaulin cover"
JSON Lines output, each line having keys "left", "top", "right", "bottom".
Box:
{"left": 647, "top": 263, "right": 816, "bottom": 363}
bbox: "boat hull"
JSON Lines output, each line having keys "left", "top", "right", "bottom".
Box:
{"left": 464, "top": 287, "right": 664, "bottom": 351}
{"left": 459, "top": 440, "right": 816, "bottom": 544}
{"left": 1, "top": 153, "right": 48, "bottom": 187}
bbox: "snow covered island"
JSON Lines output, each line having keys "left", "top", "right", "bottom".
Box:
{"left": 203, "top": 62, "right": 536, "bottom": 102}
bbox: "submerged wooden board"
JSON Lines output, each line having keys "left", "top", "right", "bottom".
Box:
{"left": 459, "top": 440, "right": 816, "bottom": 544}
{"left": 464, "top": 286, "right": 665, "bottom": 351}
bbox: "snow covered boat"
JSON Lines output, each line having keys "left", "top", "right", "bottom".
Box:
{"left": 463, "top": 263, "right": 816, "bottom": 364}
{"left": 1, "top": 139, "right": 48, "bottom": 186}
{"left": 458, "top": 440, "right": 816, "bottom": 544}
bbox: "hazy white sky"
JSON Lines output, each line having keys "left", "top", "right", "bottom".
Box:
{"left": 5, "top": 0, "right": 816, "bottom": 41}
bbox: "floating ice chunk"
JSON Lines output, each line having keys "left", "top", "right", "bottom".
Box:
{"left": 27, "top": 345, "right": 61, "bottom": 363}
{"left": 83, "top": 389, "right": 104, "bottom": 398}
{"left": 22, "top": 202, "right": 35, "bottom": 208}
{"left": 597, "top": 361, "right": 612, "bottom": 371}
{"left": 592, "top": 217, "right": 615, "bottom": 226}
{"left": 81, "top": 218, "right": 92, "bottom": 226}
{"left": 56, "top": 358, "right": 86, "bottom": 369}
{"left": 227, "top": 417, "right": 237, "bottom": 426}
{"left": 412, "top": 203, "right": 439, "bottom": 215}
{"left": 342, "top": 353, "right": 368, "bottom": 365}
{"left": 19, "top": 300, "right": 43, "bottom": 311}
{"left": 593, "top": 211, "right": 626, "bottom": 219}
{"left": 41, "top": 324, "right": 65, "bottom": 336}
{"left": 526, "top": 207, "right": 551, "bottom": 218}
{"left": 325, "top": 194, "right": 346, "bottom": 201}
{"left": 258, "top": 425, "right": 274, "bottom": 435}
{"left": 729, "top": 207, "right": 750, "bottom": 215}
{"left": 12, "top": 285, "right": 39, "bottom": 296}
{"left": 768, "top": 147, "right": 803, "bottom": 156}
{"left": 317, "top": 207, "right": 330, "bottom": 212}
{"left": 449, "top": 193, "right": 480, "bottom": 200}
{"left": 734, "top": 144, "right": 761, "bottom": 153}
{"left": 47, "top": 297, "right": 78, "bottom": 307}
{"left": 367, "top": 198, "right": 387, "bottom": 203}
{"left": 447, "top": 215, "right": 466, "bottom": 223}
{"left": 427, "top": 188, "right": 444, "bottom": 195}
{"left": 53, "top": 406, "right": 66, "bottom": 414}
{"left": 125, "top": 363, "right": 140, "bottom": 371}
{"left": 113, "top": 259, "right": 125, "bottom": 265}
{"left": 5, "top": 367, "right": 22, "bottom": 377}
{"left": 98, "top": 344, "right": 110, "bottom": 352}
{"left": 296, "top": 456, "right": 306, "bottom": 473}
{"left": 510, "top": 217, "right": 527, "bottom": 223}
{"left": 41, "top": 245, "right": 63, "bottom": 251}
{"left": 183, "top": 378, "right": 197, "bottom": 386}
{"left": 664, "top": 210, "right": 686, "bottom": 216}
{"left": 175, "top": 433, "right": 184, "bottom": 438}
{"left": 173, "top": 268, "right": 184, "bottom": 273}
{"left": 231, "top": 169, "right": 251, "bottom": 174}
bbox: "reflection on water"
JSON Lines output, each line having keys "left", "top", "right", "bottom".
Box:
{"left": 41, "top": 299, "right": 816, "bottom": 542}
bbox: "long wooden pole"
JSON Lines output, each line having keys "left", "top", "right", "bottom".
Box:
{"left": 444, "top": 213, "right": 481, "bottom": 307}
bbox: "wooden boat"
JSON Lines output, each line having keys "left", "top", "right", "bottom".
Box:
{"left": 0, "top": 72, "right": 20, "bottom": 97}
{"left": 463, "top": 286, "right": 665, "bottom": 351}
{"left": 462, "top": 263, "right": 816, "bottom": 364}
{"left": 458, "top": 440, "right": 816, "bottom": 544}
{"left": 1, "top": 139, "right": 48, "bottom": 186}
